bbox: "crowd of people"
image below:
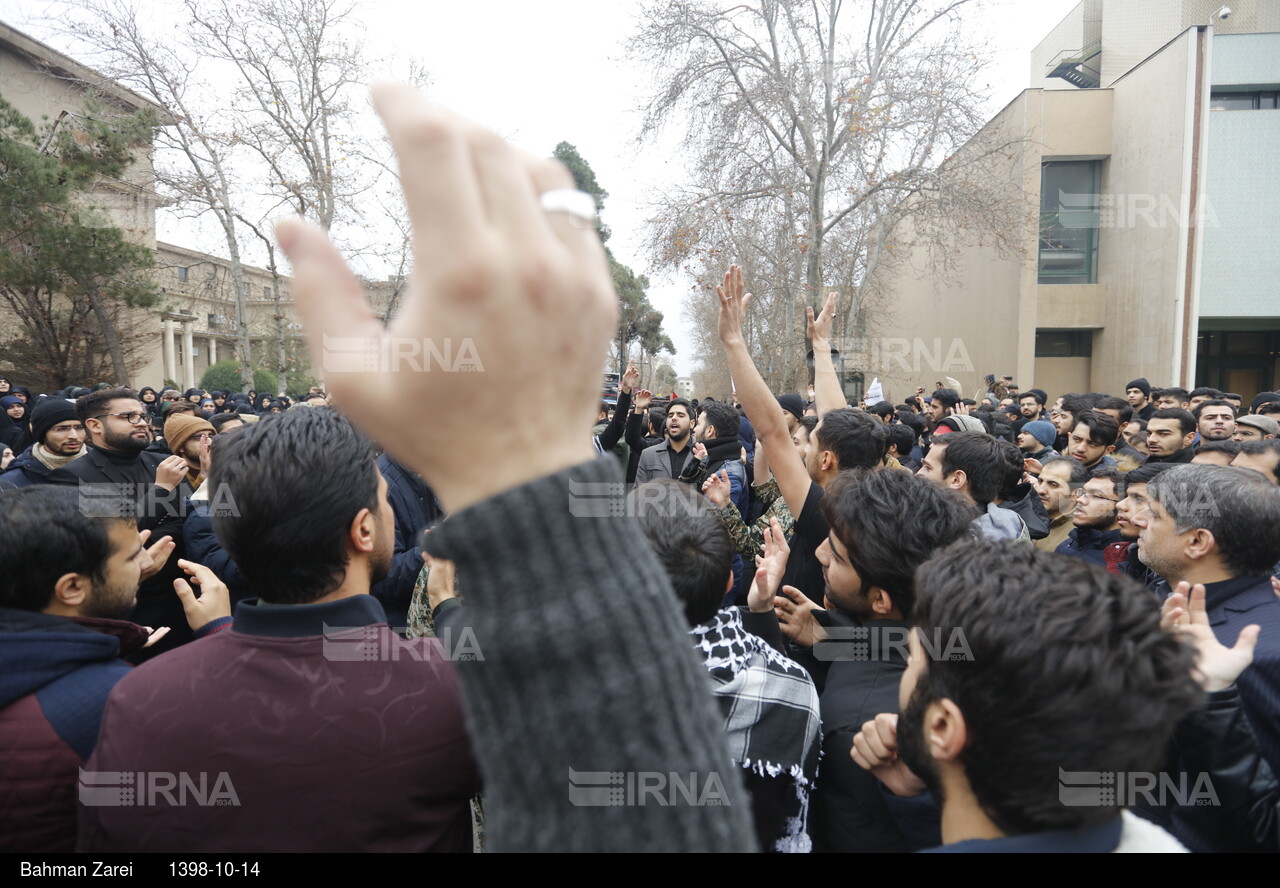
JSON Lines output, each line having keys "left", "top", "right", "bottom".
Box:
{"left": 2, "top": 87, "right": 1280, "bottom": 854}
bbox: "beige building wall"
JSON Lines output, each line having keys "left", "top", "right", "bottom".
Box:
{"left": 1031, "top": 0, "right": 1103, "bottom": 91}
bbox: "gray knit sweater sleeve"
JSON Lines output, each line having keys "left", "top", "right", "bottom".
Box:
{"left": 424, "top": 456, "right": 756, "bottom": 852}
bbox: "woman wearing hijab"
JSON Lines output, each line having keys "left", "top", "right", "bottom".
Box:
{"left": 254, "top": 392, "right": 273, "bottom": 414}
{"left": 197, "top": 398, "right": 217, "bottom": 419}
{"left": 0, "top": 395, "right": 33, "bottom": 454}
{"left": 138, "top": 386, "right": 161, "bottom": 417}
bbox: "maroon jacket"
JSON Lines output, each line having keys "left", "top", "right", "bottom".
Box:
{"left": 77, "top": 595, "right": 478, "bottom": 852}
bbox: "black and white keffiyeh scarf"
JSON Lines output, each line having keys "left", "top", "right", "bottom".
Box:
{"left": 690, "top": 607, "right": 822, "bottom": 852}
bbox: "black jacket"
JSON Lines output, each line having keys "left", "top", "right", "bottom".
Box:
{"left": 377, "top": 453, "right": 443, "bottom": 553}
{"left": 998, "top": 483, "right": 1050, "bottom": 540}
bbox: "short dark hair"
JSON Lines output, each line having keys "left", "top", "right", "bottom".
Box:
{"left": 629, "top": 479, "right": 732, "bottom": 626}
{"left": 996, "top": 439, "right": 1026, "bottom": 501}
{"left": 210, "top": 413, "right": 246, "bottom": 433}
{"left": 1071, "top": 411, "right": 1119, "bottom": 448}
{"left": 1093, "top": 396, "right": 1133, "bottom": 425}
{"left": 1148, "top": 465, "right": 1280, "bottom": 575}
{"left": 1189, "top": 387, "right": 1223, "bottom": 400}
{"left": 1195, "top": 439, "right": 1241, "bottom": 458}
{"left": 1041, "top": 455, "right": 1090, "bottom": 486}
{"left": 1117, "top": 460, "right": 1174, "bottom": 492}
{"left": 76, "top": 387, "right": 139, "bottom": 424}
{"left": 1019, "top": 391, "right": 1045, "bottom": 406}
{"left": 210, "top": 407, "right": 380, "bottom": 604}
{"left": 1060, "top": 394, "right": 1100, "bottom": 422}
{"left": 647, "top": 408, "right": 666, "bottom": 436}
{"left": 815, "top": 408, "right": 890, "bottom": 470}
{"left": 1261, "top": 402, "right": 1280, "bottom": 418}
{"left": 869, "top": 401, "right": 895, "bottom": 419}
{"left": 933, "top": 388, "right": 959, "bottom": 410}
{"left": 1238, "top": 439, "right": 1280, "bottom": 459}
{"left": 1158, "top": 387, "right": 1190, "bottom": 404}
{"left": 935, "top": 432, "right": 1005, "bottom": 506}
{"left": 906, "top": 542, "right": 1202, "bottom": 835}
{"left": 888, "top": 424, "right": 916, "bottom": 459}
{"left": 700, "top": 400, "right": 740, "bottom": 440}
{"left": 1192, "top": 399, "right": 1233, "bottom": 420}
{"left": 666, "top": 398, "right": 693, "bottom": 421}
{"left": 798, "top": 414, "right": 819, "bottom": 435}
{"left": 820, "top": 469, "right": 972, "bottom": 619}
{"left": 1087, "top": 466, "right": 1123, "bottom": 497}
{"left": 0, "top": 487, "right": 128, "bottom": 611}
{"left": 1150, "top": 407, "right": 1195, "bottom": 437}
{"left": 162, "top": 400, "right": 197, "bottom": 420}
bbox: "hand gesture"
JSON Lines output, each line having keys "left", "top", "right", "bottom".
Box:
{"left": 138, "top": 529, "right": 175, "bottom": 582}
{"left": 806, "top": 292, "right": 837, "bottom": 344}
{"left": 850, "top": 714, "right": 928, "bottom": 798}
{"left": 425, "top": 554, "right": 458, "bottom": 610}
{"left": 953, "top": 401, "right": 971, "bottom": 416}
{"left": 155, "top": 455, "right": 188, "bottom": 490}
{"left": 775, "top": 585, "right": 827, "bottom": 648}
{"left": 1022, "top": 457, "right": 1044, "bottom": 476}
{"left": 748, "top": 517, "right": 790, "bottom": 614}
{"left": 173, "top": 559, "right": 232, "bottom": 631}
{"left": 701, "top": 469, "right": 731, "bottom": 508}
{"left": 141, "top": 626, "right": 171, "bottom": 648}
{"left": 692, "top": 442, "right": 707, "bottom": 461}
{"left": 621, "top": 364, "right": 640, "bottom": 394}
{"left": 277, "top": 85, "right": 617, "bottom": 514}
{"left": 635, "top": 389, "right": 652, "bottom": 410}
{"left": 1161, "top": 581, "right": 1259, "bottom": 692}
{"left": 716, "top": 265, "right": 751, "bottom": 345}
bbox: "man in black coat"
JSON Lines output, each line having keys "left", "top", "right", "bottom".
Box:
{"left": 47, "top": 388, "right": 190, "bottom": 657}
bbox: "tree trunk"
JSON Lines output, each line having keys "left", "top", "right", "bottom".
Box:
{"left": 86, "top": 284, "right": 131, "bottom": 385}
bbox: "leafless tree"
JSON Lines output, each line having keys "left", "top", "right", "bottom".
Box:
{"left": 631, "top": 0, "right": 1026, "bottom": 395}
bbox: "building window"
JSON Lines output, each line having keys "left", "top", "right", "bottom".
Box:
{"left": 177, "top": 266, "right": 188, "bottom": 283}
{"left": 264, "top": 286, "right": 272, "bottom": 300}
{"left": 1035, "top": 330, "right": 1093, "bottom": 358}
{"left": 1039, "top": 161, "right": 1100, "bottom": 285}
{"left": 1210, "top": 90, "right": 1280, "bottom": 111}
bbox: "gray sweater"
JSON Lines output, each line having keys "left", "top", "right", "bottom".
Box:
{"left": 424, "top": 456, "right": 756, "bottom": 852}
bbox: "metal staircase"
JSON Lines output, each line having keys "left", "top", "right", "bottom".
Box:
{"left": 1046, "top": 40, "right": 1102, "bottom": 89}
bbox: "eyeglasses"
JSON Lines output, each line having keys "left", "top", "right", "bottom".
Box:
{"left": 1073, "top": 489, "right": 1119, "bottom": 503}
{"left": 94, "top": 412, "right": 150, "bottom": 425}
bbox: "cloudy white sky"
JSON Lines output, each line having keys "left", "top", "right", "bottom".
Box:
{"left": 10, "top": 0, "right": 1082, "bottom": 375}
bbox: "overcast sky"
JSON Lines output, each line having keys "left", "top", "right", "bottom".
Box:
{"left": 11, "top": 0, "right": 1082, "bottom": 375}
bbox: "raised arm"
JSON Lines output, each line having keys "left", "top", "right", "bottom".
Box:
{"left": 808, "top": 292, "right": 845, "bottom": 418}
{"left": 717, "top": 265, "right": 811, "bottom": 516}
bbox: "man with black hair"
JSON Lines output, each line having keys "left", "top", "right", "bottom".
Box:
{"left": 1192, "top": 440, "right": 1242, "bottom": 466}
{"left": 925, "top": 388, "right": 959, "bottom": 430}
{"left": 684, "top": 398, "right": 748, "bottom": 513}
{"left": 48, "top": 388, "right": 190, "bottom": 656}
{"left": 1232, "top": 439, "right": 1280, "bottom": 484}
{"left": 888, "top": 424, "right": 919, "bottom": 472}
{"left": 1066, "top": 410, "right": 1120, "bottom": 472}
{"left": 993, "top": 439, "right": 1049, "bottom": 541}
{"left": 1055, "top": 467, "right": 1129, "bottom": 571}
{"left": 1126, "top": 378, "right": 1156, "bottom": 421}
{"left": 635, "top": 397, "right": 695, "bottom": 485}
{"left": 1033, "top": 456, "right": 1089, "bottom": 554}
{"left": 852, "top": 542, "right": 1201, "bottom": 851}
{"left": 1194, "top": 399, "right": 1237, "bottom": 443}
{"left": 772, "top": 469, "right": 972, "bottom": 853}
{"left": 0, "top": 487, "right": 219, "bottom": 852}
{"left": 79, "top": 407, "right": 478, "bottom": 852}
{"left": 1018, "top": 391, "right": 1047, "bottom": 425}
{"left": 1146, "top": 408, "right": 1197, "bottom": 464}
{"left": 1188, "top": 387, "right": 1225, "bottom": 413}
{"left": 1135, "top": 465, "right": 1280, "bottom": 771}
{"left": 629, "top": 480, "right": 820, "bottom": 853}
{"left": 917, "top": 432, "right": 1029, "bottom": 542}
{"left": 1155, "top": 387, "right": 1191, "bottom": 411}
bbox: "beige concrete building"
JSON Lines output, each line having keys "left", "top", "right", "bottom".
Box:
{"left": 869, "top": 0, "right": 1280, "bottom": 404}
{"left": 1, "top": 20, "right": 399, "bottom": 394}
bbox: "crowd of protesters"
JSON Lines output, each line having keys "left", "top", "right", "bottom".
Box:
{"left": 2, "top": 89, "right": 1280, "bottom": 855}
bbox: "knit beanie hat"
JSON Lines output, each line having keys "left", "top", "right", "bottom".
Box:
{"left": 31, "top": 399, "right": 79, "bottom": 445}
{"left": 776, "top": 394, "right": 804, "bottom": 421}
{"left": 1251, "top": 392, "right": 1280, "bottom": 412}
{"left": 1126, "top": 378, "right": 1152, "bottom": 398}
{"left": 1023, "top": 420, "right": 1057, "bottom": 449}
{"left": 165, "top": 413, "right": 214, "bottom": 457}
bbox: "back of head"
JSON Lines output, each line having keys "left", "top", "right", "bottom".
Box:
{"left": 816, "top": 407, "right": 889, "bottom": 470}
{"left": 819, "top": 469, "right": 972, "bottom": 619}
{"left": 1093, "top": 396, "right": 1133, "bottom": 425}
{"left": 1147, "top": 464, "right": 1280, "bottom": 576}
{"left": 996, "top": 439, "right": 1026, "bottom": 500}
{"left": 937, "top": 431, "right": 1006, "bottom": 506}
{"left": 628, "top": 479, "right": 732, "bottom": 626}
{"left": 0, "top": 487, "right": 123, "bottom": 611}
{"left": 210, "top": 407, "right": 379, "bottom": 604}
{"left": 888, "top": 423, "right": 916, "bottom": 459}
{"left": 907, "top": 541, "right": 1202, "bottom": 835}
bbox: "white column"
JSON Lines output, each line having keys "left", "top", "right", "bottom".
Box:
{"left": 182, "top": 321, "right": 196, "bottom": 390}
{"left": 207, "top": 337, "right": 218, "bottom": 367}
{"left": 163, "top": 318, "right": 176, "bottom": 384}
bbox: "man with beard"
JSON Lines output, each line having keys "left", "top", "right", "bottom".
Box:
{"left": 772, "top": 468, "right": 973, "bottom": 853}
{"left": 79, "top": 407, "right": 478, "bottom": 853}
{"left": 682, "top": 399, "right": 748, "bottom": 515}
{"left": 0, "top": 399, "right": 88, "bottom": 488}
{"left": 1134, "top": 465, "right": 1280, "bottom": 772}
{"left": 1032, "top": 457, "right": 1088, "bottom": 554}
{"left": 850, "top": 543, "right": 1202, "bottom": 851}
{"left": 1055, "top": 467, "right": 1129, "bottom": 572}
{"left": 1145, "top": 408, "right": 1197, "bottom": 464}
{"left": 48, "top": 388, "right": 190, "bottom": 656}
{"left": 635, "top": 397, "right": 696, "bottom": 484}
{"left": 0, "top": 487, "right": 225, "bottom": 852}
{"left": 1194, "top": 400, "right": 1237, "bottom": 444}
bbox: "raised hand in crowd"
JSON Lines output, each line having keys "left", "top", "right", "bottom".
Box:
{"left": 775, "top": 585, "right": 827, "bottom": 648}
{"left": 748, "top": 517, "right": 790, "bottom": 615}
{"left": 137, "top": 528, "right": 175, "bottom": 583}
{"left": 1162, "top": 581, "right": 1260, "bottom": 692}
{"left": 173, "top": 558, "right": 232, "bottom": 631}
{"left": 154, "top": 454, "right": 188, "bottom": 490}
{"left": 850, "top": 713, "right": 928, "bottom": 798}
{"left": 701, "top": 468, "right": 731, "bottom": 508}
